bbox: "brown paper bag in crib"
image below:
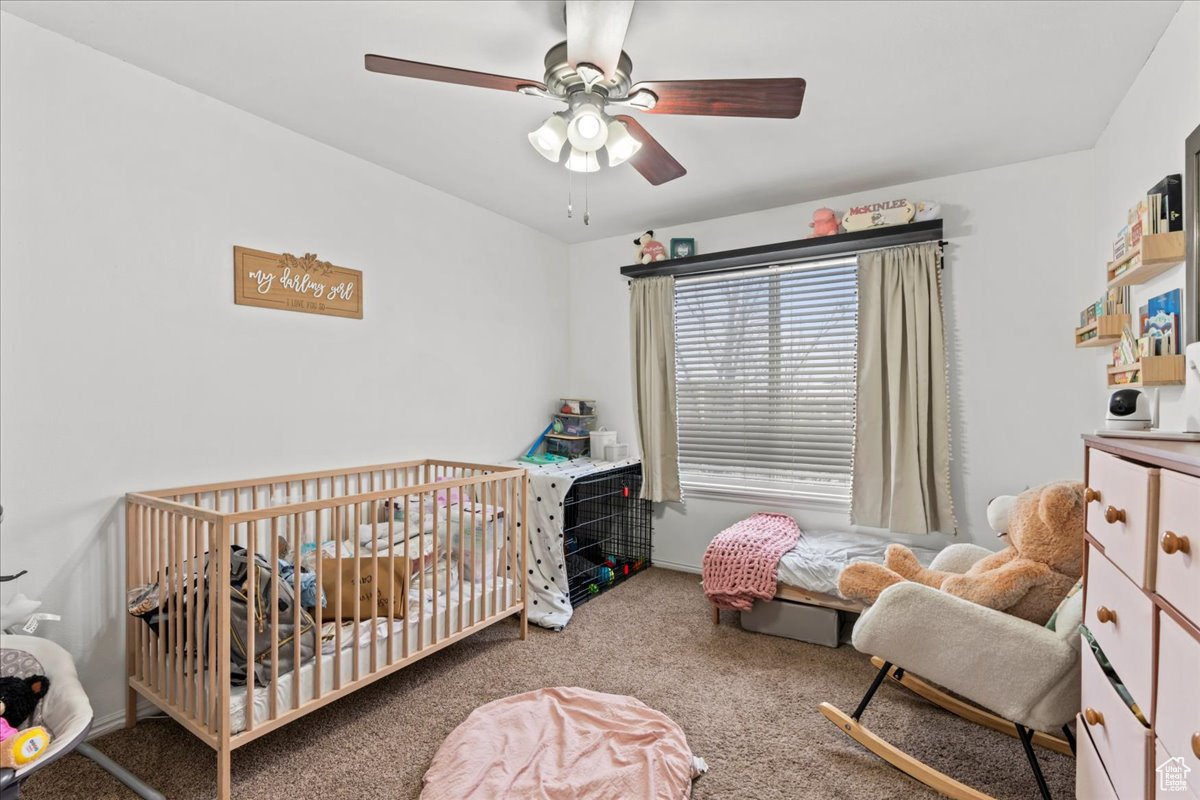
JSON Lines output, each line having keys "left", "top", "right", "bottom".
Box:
{"left": 320, "top": 556, "right": 408, "bottom": 622}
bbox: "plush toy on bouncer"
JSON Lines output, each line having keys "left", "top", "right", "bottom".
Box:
{"left": 838, "top": 481, "right": 1086, "bottom": 625}
{"left": 0, "top": 674, "right": 53, "bottom": 770}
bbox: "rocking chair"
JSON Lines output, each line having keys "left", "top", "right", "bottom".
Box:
{"left": 820, "top": 544, "right": 1081, "bottom": 800}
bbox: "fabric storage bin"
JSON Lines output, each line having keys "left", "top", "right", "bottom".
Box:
{"left": 740, "top": 597, "right": 840, "bottom": 647}
{"left": 546, "top": 435, "right": 588, "bottom": 458}
{"left": 553, "top": 414, "right": 597, "bottom": 436}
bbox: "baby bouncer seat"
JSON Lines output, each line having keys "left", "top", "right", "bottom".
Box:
{"left": 820, "top": 544, "right": 1081, "bottom": 800}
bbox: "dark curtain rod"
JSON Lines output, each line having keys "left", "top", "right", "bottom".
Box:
{"left": 620, "top": 219, "right": 945, "bottom": 280}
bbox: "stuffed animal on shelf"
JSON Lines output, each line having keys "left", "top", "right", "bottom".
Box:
{"left": 913, "top": 200, "right": 941, "bottom": 222}
{"left": 808, "top": 207, "right": 840, "bottom": 237}
{"left": 634, "top": 230, "right": 667, "bottom": 265}
{"left": 838, "top": 481, "right": 1086, "bottom": 625}
{"left": 0, "top": 674, "right": 52, "bottom": 769}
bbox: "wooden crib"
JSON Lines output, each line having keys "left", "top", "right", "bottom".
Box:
{"left": 125, "top": 459, "right": 527, "bottom": 800}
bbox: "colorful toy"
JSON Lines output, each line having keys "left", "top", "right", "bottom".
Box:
{"left": 597, "top": 566, "right": 614, "bottom": 584}
{"left": 520, "top": 423, "right": 568, "bottom": 466}
{"left": 0, "top": 674, "right": 52, "bottom": 770}
{"left": 633, "top": 230, "right": 667, "bottom": 265}
{"left": 587, "top": 583, "right": 600, "bottom": 595}
{"left": 808, "top": 207, "right": 840, "bottom": 237}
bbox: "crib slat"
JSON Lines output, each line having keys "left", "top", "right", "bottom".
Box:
{"left": 292, "top": 511, "right": 301, "bottom": 713}
{"left": 187, "top": 515, "right": 197, "bottom": 719}
{"left": 370, "top": 499, "right": 379, "bottom": 675}
{"left": 490, "top": 480, "right": 498, "bottom": 617}
{"left": 333, "top": 503, "right": 342, "bottom": 691}
{"left": 245, "top": 521, "right": 256, "bottom": 735}
{"left": 521, "top": 472, "right": 529, "bottom": 638}
{"left": 352, "top": 501, "right": 361, "bottom": 682}
{"left": 205, "top": 520, "right": 217, "bottom": 733}
{"left": 314, "top": 477, "right": 324, "bottom": 701}
{"left": 431, "top": 489, "right": 439, "bottom": 646}
{"left": 418, "top": 489, "right": 426, "bottom": 651}
{"left": 269, "top": 516, "right": 279, "bottom": 722}
{"left": 403, "top": 495, "right": 411, "bottom": 660}
{"left": 471, "top": 477, "right": 479, "bottom": 626}
{"left": 445, "top": 492, "right": 452, "bottom": 640}
{"left": 458, "top": 475, "right": 465, "bottom": 634}
{"left": 387, "top": 497, "right": 395, "bottom": 667}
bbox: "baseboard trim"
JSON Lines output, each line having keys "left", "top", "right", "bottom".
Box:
{"left": 650, "top": 559, "right": 701, "bottom": 575}
{"left": 89, "top": 698, "right": 158, "bottom": 739}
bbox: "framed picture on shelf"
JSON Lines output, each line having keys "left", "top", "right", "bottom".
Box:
{"left": 670, "top": 238, "right": 696, "bottom": 259}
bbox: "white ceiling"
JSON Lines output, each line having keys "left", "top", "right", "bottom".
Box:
{"left": 0, "top": 0, "right": 1182, "bottom": 243}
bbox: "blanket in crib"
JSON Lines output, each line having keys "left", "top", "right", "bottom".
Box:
{"left": 702, "top": 513, "right": 802, "bottom": 612}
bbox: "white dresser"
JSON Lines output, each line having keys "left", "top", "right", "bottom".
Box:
{"left": 1078, "top": 436, "right": 1200, "bottom": 799}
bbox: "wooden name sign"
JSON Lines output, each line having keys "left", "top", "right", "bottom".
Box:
{"left": 234, "top": 246, "right": 363, "bottom": 319}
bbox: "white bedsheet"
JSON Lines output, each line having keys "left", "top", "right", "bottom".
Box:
{"left": 226, "top": 577, "right": 516, "bottom": 734}
{"left": 776, "top": 530, "right": 942, "bottom": 597}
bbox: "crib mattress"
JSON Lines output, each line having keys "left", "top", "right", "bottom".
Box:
{"left": 775, "top": 530, "right": 942, "bottom": 598}
{"left": 227, "top": 576, "right": 516, "bottom": 734}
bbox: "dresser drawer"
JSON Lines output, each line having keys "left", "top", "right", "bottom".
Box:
{"left": 1087, "top": 449, "right": 1159, "bottom": 587}
{"left": 1155, "top": 610, "right": 1200, "bottom": 790}
{"left": 1086, "top": 544, "right": 1155, "bottom": 711}
{"left": 1079, "top": 715, "right": 1121, "bottom": 800}
{"left": 1082, "top": 638, "right": 1153, "bottom": 799}
{"left": 1156, "top": 737, "right": 1200, "bottom": 800}
{"left": 1155, "top": 470, "right": 1200, "bottom": 624}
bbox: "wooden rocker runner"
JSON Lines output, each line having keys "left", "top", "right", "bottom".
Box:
{"left": 819, "top": 544, "right": 1083, "bottom": 800}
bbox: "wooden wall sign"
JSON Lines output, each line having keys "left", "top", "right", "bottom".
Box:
{"left": 233, "top": 246, "right": 363, "bottom": 319}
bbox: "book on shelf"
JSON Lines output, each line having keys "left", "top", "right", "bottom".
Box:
{"left": 1146, "top": 288, "right": 1182, "bottom": 355}
{"left": 1147, "top": 174, "right": 1183, "bottom": 233}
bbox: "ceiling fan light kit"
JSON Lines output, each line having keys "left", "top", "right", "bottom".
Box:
{"left": 364, "top": 0, "right": 806, "bottom": 220}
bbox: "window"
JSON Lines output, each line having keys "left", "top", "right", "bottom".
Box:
{"left": 674, "top": 257, "right": 857, "bottom": 503}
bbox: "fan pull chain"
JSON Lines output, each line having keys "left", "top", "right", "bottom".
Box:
{"left": 584, "top": 154, "right": 591, "bottom": 226}
{"left": 567, "top": 167, "right": 574, "bottom": 219}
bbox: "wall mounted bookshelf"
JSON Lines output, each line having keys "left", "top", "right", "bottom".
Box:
{"left": 1106, "top": 354, "right": 1186, "bottom": 388}
{"left": 1075, "top": 313, "right": 1129, "bottom": 348}
{"left": 1106, "top": 231, "right": 1186, "bottom": 287}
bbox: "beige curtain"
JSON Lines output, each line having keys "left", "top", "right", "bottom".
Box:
{"left": 851, "top": 242, "right": 956, "bottom": 534}
{"left": 630, "top": 276, "right": 682, "bottom": 502}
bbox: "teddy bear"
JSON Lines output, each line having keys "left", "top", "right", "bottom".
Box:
{"left": 808, "top": 207, "right": 840, "bottom": 237}
{"left": 634, "top": 230, "right": 667, "bottom": 265}
{"left": 0, "top": 674, "right": 52, "bottom": 769}
{"left": 838, "top": 481, "right": 1085, "bottom": 625}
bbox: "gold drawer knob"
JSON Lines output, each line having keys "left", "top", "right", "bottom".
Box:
{"left": 1084, "top": 708, "right": 1105, "bottom": 727}
{"left": 1085, "top": 487, "right": 1101, "bottom": 504}
{"left": 1162, "top": 531, "right": 1191, "bottom": 555}
{"left": 1104, "top": 505, "right": 1126, "bottom": 524}
{"left": 1096, "top": 606, "right": 1117, "bottom": 624}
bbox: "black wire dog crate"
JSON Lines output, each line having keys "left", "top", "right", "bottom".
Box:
{"left": 562, "top": 464, "right": 652, "bottom": 607}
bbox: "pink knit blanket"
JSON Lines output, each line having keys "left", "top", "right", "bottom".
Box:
{"left": 702, "top": 513, "right": 801, "bottom": 611}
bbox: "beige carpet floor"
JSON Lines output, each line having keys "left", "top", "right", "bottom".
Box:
{"left": 24, "top": 567, "right": 1074, "bottom": 799}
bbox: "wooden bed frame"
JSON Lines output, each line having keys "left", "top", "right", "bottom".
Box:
{"left": 710, "top": 583, "right": 864, "bottom": 624}
{"left": 125, "top": 459, "right": 527, "bottom": 800}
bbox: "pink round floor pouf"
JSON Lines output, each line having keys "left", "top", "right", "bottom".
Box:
{"left": 422, "top": 686, "right": 705, "bottom": 800}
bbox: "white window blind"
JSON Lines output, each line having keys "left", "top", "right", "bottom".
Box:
{"left": 674, "top": 257, "right": 857, "bottom": 500}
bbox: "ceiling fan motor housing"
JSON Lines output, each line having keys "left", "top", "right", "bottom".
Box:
{"left": 542, "top": 41, "right": 633, "bottom": 100}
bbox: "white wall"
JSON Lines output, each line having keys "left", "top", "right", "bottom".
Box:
{"left": 568, "top": 150, "right": 1098, "bottom": 570}
{"left": 0, "top": 14, "right": 568, "bottom": 728}
{"left": 1090, "top": 0, "right": 1199, "bottom": 430}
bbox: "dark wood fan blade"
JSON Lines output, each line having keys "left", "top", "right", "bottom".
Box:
{"left": 613, "top": 115, "right": 686, "bottom": 186}
{"left": 365, "top": 54, "right": 545, "bottom": 93}
{"left": 566, "top": 0, "right": 634, "bottom": 78}
{"left": 627, "top": 78, "right": 806, "bottom": 118}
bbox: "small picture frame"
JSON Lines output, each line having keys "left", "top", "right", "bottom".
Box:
{"left": 670, "top": 238, "right": 696, "bottom": 259}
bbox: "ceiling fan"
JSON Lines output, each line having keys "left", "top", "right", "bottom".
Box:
{"left": 364, "top": 0, "right": 806, "bottom": 188}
